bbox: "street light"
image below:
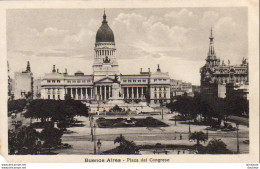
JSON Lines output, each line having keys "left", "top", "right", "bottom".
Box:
{"left": 188, "top": 119, "right": 191, "bottom": 135}
{"left": 174, "top": 112, "right": 177, "bottom": 126}
{"left": 97, "top": 139, "right": 102, "bottom": 154}
{"left": 236, "top": 123, "right": 239, "bottom": 154}
{"left": 93, "top": 123, "right": 97, "bottom": 154}
{"left": 90, "top": 116, "right": 94, "bottom": 141}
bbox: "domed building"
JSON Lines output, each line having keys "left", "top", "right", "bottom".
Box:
{"left": 40, "top": 11, "right": 174, "bottom": 109}
{"left": 93, "top": 11, "right": 119, "bottom": 81}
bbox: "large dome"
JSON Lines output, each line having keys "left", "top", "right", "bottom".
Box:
{"left": 96, "top": 12, "right": 115, "bottom": 43}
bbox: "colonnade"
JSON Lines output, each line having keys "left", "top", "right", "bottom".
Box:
{"left": 66, "top": 87, "right": 93, "bottom": 100}
{"left": 96, "top": 50, "right": 115, "bottom": 57}
{"left": 95, "top": 85, "right": 112, "bottom": 101}
{"left": 123, "top": 87, "right": 146, "bottom": 99}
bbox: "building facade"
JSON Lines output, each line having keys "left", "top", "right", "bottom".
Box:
{"left": 170, "top": 79, "right": 193, "bottom": 97}
{"left": 40, "top": 12, "right": 177, "bottom": 105}
{"left": 200, "top": 28, "right": 249, "bottom": 98}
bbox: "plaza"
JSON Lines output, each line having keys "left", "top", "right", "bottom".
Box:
{"left": 50, "top": 112, "right": 249, "bottom": 154}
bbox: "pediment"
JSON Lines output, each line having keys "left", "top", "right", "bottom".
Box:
{"left": 94, "top": 77, "right": 115, "bottom": 83}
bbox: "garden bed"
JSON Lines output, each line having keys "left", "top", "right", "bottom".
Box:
{"left": 96, "top": 117, "right": 169, "bottom": 128}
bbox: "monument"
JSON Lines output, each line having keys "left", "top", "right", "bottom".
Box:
{"left": 88, "top": 75, "right": 155, "bottom": 114}
{"left": 108, "top": 75, "right": 124, "bottom": 103}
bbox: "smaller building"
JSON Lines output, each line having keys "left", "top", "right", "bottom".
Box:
{"left": 170, "top": 79, "right": 193, "bottom": 97}
{"left": 13, "top": 61, "right": 33, "bottom": 100}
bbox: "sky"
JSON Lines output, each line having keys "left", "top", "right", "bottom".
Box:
{"left": 7, "top": 8, "right": 248, "bottom": 85}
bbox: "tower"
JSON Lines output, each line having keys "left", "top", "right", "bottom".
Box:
{"left": 93, "top": 10, "right": 119, "bottom": 81}
{"left": 205, "top": 27, "right": 220, "bottom": 67}
{"left": 26, "top": 61, "right": 31, "bottom": 72}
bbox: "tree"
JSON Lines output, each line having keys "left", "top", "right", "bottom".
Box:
{"left": 113, "top": 134, "right": 139, "bottom": 154}
{"left": 189, "top": 131, "right": 208, "bottom": 145}
{"left": 24, "top": 99, "right": 89, "bottom": 124}
{"left": 8, "top": 126, "right": 39, "bottom": 155}
{"left": 205, "top": 139, "right": 232, "bottom": 154}
{"left": 8, "top": 99, "right": 27, "bottom": 113}
{"left": 39, "top": 126, "right": 63, "bottom": 151}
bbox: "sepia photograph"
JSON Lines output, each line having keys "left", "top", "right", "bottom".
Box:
{"left": 2, "top": 2, "right": 257, "bottom": 163}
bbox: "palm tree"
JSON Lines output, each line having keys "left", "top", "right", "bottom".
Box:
{"left": 205, "top": 139, "right": 232, "bottom": 154}
{"left": 189, "top": 131, "right": 208, "bottom": 145}
{"left": 114, "top": 134, "right": 139, "bottom": 154}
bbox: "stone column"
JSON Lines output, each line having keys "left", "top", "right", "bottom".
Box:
{"left": 75, "top": 87, "right": 78, "bottom": 100}
{"left": 90, "top": 87, "right": 92, "bottom": 99}
{"left": 104, "top": 85, "right": 107, "bottom": 100}
{"left": 100, "top": 85, "right": 103, "bottom": 100}
{"left": 80, "top": 87, "right": 82, "bottom": 100}
{"left": 110, "top": 85, "right": 112, "bottom": 97}
{"left": 85, "top": 87, "right": 87, "bottom": 99}
{"left": 131, "top": 87, "right": 134, "bottom": 99}
{"left": 95, "top": 86, "right": 97, "bottom": 99}
{"left": 107, "top": 86, "right": 110, "bottom": 99}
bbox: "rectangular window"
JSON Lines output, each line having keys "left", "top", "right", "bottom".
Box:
{"left": 154, "top": 88, "right": 157, "bottom": 91}
{"left": 154, "top": 79, "right": 157, "bottom": 82}
{"left": 82, "top": 80, "right": 86, "bottom": 83}
{"left": 48, "top": 95, "right": 50, "bottom": 99}
{"left": 164, "top": 93, "right": 166, "bottom": 98}
{"left": 52, "top": 80, "right": 55, "bottom": 83}
{"left": 128, "top": 80, "right": 131, "bottom": 82}
{"left": 72, "top": 80, "right": 76, "bottom": 83}
{"left": 53, "top": 95, "right": 55, "bottom": 99}
{"left": 155, "top": 94, "right": 157, "bottom": 98}
{"left": 57, "top": 80, "right": 60, "bottom": 83}
{"left": 138, "top": 80, "right": 141, "bottom": 82}
{"left": 77, "top": 80, "right": 81, "bottom": 83}
{"left": 47, "top": 80, "right": 51, "bottom": 83}
{"left": 159, "top": 94, "right": 161, "bottom": 98}
{"left": 143, "top": 80, "right": 146, "bottom": 82}
{"left": 68, "top": 80, "right": 71, "bottom": 83}
{"left": 133, "top": 80, "right": 136, "bottom": 82}
{"left": 123, "top": 80, "right": 127, "bottom": 82}
{"left": 58, "top": 95, "right": 60, "bottom": 100}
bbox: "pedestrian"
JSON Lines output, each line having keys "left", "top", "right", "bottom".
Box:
{"left": 180, "top": 134, "right": 182, "bottom": 140}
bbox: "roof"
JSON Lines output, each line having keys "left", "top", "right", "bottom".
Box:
{"left": 96, "top": 13, "right": 115, "bottom": 43}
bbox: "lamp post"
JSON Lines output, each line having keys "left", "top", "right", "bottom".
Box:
{"left": 97, "top": 139, "right": 102, "bottom": 154}
{"left": 206, "top": 128, "right": 209, "bottom": 140}
{"left": 175, "top": 112, "right": 177, "bottom": 126}
{"left": 236, "top": 123, "right": 239, "bottom": 154}
{"left": 93, "top": 123, "right": 96, "bottom": 154}
{"left": 91, "top": 116, "right": 94, "bottom": 141}
{"left": 161, "top": 109, "right": 164, "bottom": 120}
{"left": 188, "top": 119, "right": 191, "bottom": 135}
